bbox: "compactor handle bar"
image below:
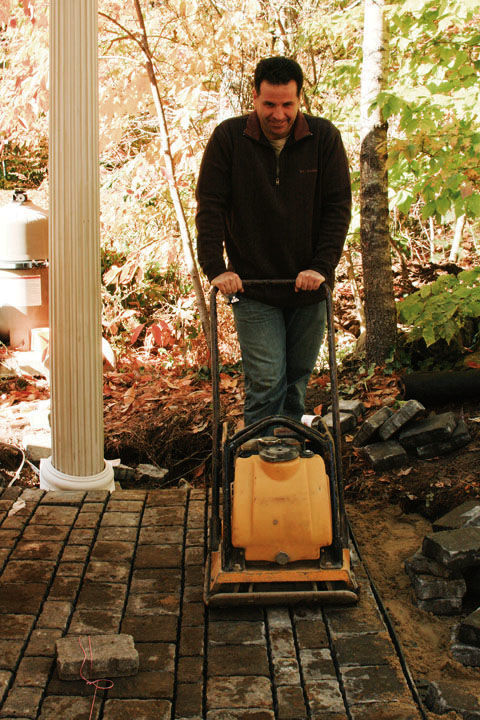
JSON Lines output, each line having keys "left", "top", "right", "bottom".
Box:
{"left": 209, "top": 279, "right": 348, "bottom": 548}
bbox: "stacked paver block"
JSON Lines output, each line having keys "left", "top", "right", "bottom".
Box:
{"left": 0, "top": 484, "right": 427, "bottom": 719}
{"left": 405, "top": 500, "right": 480, "bottom": 670}
{"left": 353, "top": 400, "right": 471, "bottom": 470}
{"left": 405, "top": 501, "right": 480, "bottom": 617}
{"left": 320, "top": 398, "right": 366, "bottom": 436}
{"left": 423, "top": 680, "right": 480, "bottom": 718}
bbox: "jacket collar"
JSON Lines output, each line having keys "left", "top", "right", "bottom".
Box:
{"left": 244, "top": 111, "right": 312, "bottom": 143}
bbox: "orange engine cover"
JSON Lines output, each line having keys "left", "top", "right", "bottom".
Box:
{"left": 231, "top": 453, "right": 332, "bottom": 563}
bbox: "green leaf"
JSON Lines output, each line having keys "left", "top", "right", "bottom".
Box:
{"left": 466, "top": 194, "right": 480, "bottom": 217}
{"left": 436, "top": 194, "right": 452, "bottom": 216}
{"left": 422, "top": 199, "right": 437, "bottom": 219}
{"left": 423, "top": 323, "right": 437, "bottom": 347}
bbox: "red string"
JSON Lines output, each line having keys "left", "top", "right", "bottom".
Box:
{"left": 78, "top": 636, "right": 114, "bottom": 720}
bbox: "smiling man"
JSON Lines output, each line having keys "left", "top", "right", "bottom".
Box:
{"left": 196, "top": 57, "right": 351, "bottom": 426}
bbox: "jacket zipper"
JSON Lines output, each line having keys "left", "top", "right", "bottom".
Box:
{"left": 275, "top": 153, "right": 280, "bottom": 187}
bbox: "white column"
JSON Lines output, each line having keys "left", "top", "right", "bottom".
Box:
{"left": 40, "top": 0, "right": 114, "bottom": 491}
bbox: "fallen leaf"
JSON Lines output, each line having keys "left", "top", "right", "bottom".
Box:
{"left": 8, "top": 499, "right": 26, "bottom": 516}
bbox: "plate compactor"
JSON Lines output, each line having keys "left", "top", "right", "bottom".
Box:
{"left": 204, "top": 281, "right": 359, "bottom": 607}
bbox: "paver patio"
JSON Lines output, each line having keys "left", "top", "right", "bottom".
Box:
{"left": 0, "top": 486, "right": 424, "bottom": 719}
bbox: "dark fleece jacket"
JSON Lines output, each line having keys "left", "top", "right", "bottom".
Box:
{"left": 195, "top": 110, "right": 351, "bottom": 307}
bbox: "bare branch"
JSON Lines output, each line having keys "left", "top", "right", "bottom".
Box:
{"left": 99, "top": 11, "right": 142, "bottom": 49}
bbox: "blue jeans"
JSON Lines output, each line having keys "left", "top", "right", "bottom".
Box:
{"left": 232, "top": 296, "right": 326, "bottom": 426}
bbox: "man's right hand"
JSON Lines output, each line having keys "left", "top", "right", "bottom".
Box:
{"left": 212, "top": 272, "right": 243, "bottom": 295}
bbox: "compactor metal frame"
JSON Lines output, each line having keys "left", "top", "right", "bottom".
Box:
{"left": 204, "top": 281, "right": 359, "bottom": 606}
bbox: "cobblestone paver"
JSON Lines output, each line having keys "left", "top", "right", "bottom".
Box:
{"left": 0, "top": 487, "right": 423, "bottom": 719}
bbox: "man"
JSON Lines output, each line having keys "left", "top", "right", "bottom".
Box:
{"left": 196, "top": 56, "right": 351, "bottom": 427}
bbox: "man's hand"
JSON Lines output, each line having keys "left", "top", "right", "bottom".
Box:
{"left": 295, "top": 269, "right": 326, "bottom": 292}
{"left": 212, "top": 271, "right": 243, "bottom": 295}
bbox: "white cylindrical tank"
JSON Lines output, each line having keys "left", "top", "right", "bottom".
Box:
{"left": 0, "top": 190, "right": 48, "bottom": 262}
{"left": 0, "top": 190, "right": 49, "bottom": 349}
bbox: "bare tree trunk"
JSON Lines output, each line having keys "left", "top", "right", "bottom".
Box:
{"left": 131, "top": 0, "right": 211, "bottom": 348}
{"left": 344, "top": 246, "right": 366, "bottom": 335}
{"left": 449, "top": 214, "right": 466, "bottom": 263}
{"left": 428, "top": 216, "right": 435, "bottom": 261}
{"left": 359, "top": 0, "right": 396, "bottom": 365}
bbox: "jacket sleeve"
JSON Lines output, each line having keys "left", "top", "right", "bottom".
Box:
{"left": 195, "top": 123, "right": 233, "bottom": 282}
{"left": 309, "top": 127, "right": 351, "bottom": 280}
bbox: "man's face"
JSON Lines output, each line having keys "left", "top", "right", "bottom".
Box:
{"left": 253, "top": 79, "right": 300, "bottom": 141}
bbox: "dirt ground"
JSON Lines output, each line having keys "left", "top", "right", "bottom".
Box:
{"left": 348, "top": 501, "right": 479, "bottom": 718}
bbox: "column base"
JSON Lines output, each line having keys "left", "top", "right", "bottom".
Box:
{"left": 39, "top": 457, "right": 115, "bottom": 492}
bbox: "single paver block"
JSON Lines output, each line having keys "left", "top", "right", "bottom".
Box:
{"left": 0, "top": 640, "right": 24, "bottom": 671}
{"left": 334, "top": 632, "right": 395, "bottom": 667}
{"left": 0, "top": 583, "right": 47, "bottom": 614}
{"left": 353, "top": 407, "right": 393, "bottom": 447}
{"left": 121, "top": 615, "right": 178, "bottom": 643}
{"left": 126, "top": 593, "right": 179, "bottom": 616}
{"left": 107, "top": 670, "right": 174, "bottom": 699}
{"left": 209, "top": 621, "right": 265, "bottom": 646}
{"left": 378, "top": 400, "right": 425, "bottom": 441}
{"left": 276, "top": 685, "right": 307, "bottom": 719}
{"left": 37, "top": 600, "right": 73, "bottom": 629}
{"left": 15, "top": 656, "right": 54, "bottom": 687}
{"left": 322, "top": 411, "right": 357, "bottom": 434}
{"left": 325, "top": 598, "right": 386, "bottom": 637}
{"left": 68, "top": 610, "right": 122, "bottom": 636}
{"left": 0, "top": 686, "right": 43, "bottom": 718}
{"left": 25, "top": 629, "right": 62, "bottom": 658}
{"left": 362, "top": 440, "right": 408, "bottom": 471}
{"left": 207, "top": 676, "right": 273, "bottom": 709}
{"left": 404, "top": 550, "right": 460, "bottom": 580}
{"left": 349, "top": 702, "right": 420, "bottom": 719}
{"left": 433, "top": 500, "right": 480, "bottom": 532}
{"left": 134, "top": 544, "right": 182, "bottom": 569}
{"left": 40, "top": 492, "right": 86, "bottom": 505}
{"left": 424, "top": 680, "right": 480, "bottom": 718}
{"left": 30, "top": 505, "right": 78, "bottom": 525}
{"left": 207, "top": 711, "right": 274, "bottom": 720}
{"left": 459, "top": 608, "right": 480, "bottom": 647}
{"left": 299, "top": 648, "right": 336, "bottom": 679}
{"left": 113, "top": 464, "right": 137, "bottom": 482}
{"left": 84, "top": 561, "right": 130, "bottom": 583}
{"left": 208, "top": 645, "right": 269, "bottom": 677}
{"left": 341, "top": 664, "right": 406, "bottom": 704}
{"left": 0, "top": 615, "right": 35, "bottom": 641}
{"left": 272, "top": 657, "right": 301, "bottom": 685}
{"left": 413, "top": 573, "right": 466, "bottom": 601}
{"left": 415, "top": 596, "right": 463, "bottom": 615}
{"left": 415, "top": 419, "right": 471, "bottom": 459}
{"left": 328, "top": 398, "right": 366, "bottom": 419}
{"left": 451, "top": 633, "right": 480, "bottom": 667}
{"left": 136, "top": 464, "right": 168, "bottom": 482}
{"left": 24, "top": 433, "right": 51, "bottom": 461}
{"left": 398, "top": 411, "right": 457, "bottom": 450}
{"left": 177, "top": 655, "right": 203, "bottom": 683}
{"left": 76, "top": 582, "right": 127, "bottom": 612}
{"left": 2, "top": 560, "right": 56, "bottom": 584}
{"left": 175, "top": 681, "right": 203, "bottom": 716}
{"left": 56, "top": 634, "right": 139, "bottom": 680}
{"left": 103, "top": 699, "right": 171, "bottom": 720}
{"left": 304, "top": 678, "right": 346, "bottom": 714}
{"left": 38, "top": 695, "right": 101, "bottom": 720}
{"left": 422, "top": 526, "right": 480, "bottom": 571}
